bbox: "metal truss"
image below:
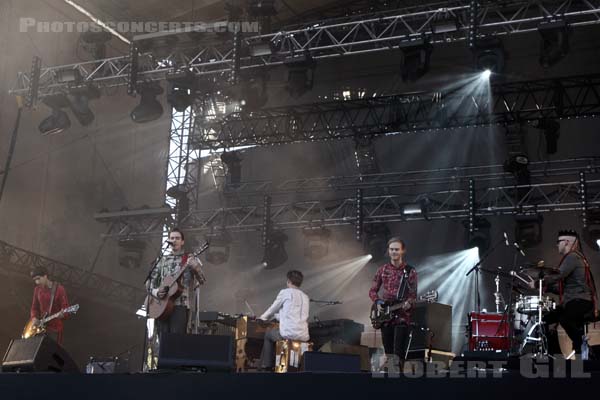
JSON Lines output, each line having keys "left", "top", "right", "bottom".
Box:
{"left": 0, "top": 240, "right": 146, "bottom": 310}
{"left": 10, "top": 1, "right": 600, "bottom": 99}
{"left": 221, "top": 158, "right": 600, "bottom": 195}
{"left": 193, "top": 73, "right": 600, "bottom": 149}
{"left": 94, "top": 173, "right": 600, "bottom": 238}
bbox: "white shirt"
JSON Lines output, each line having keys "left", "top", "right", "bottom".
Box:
{"left": 260, "top": 287, "right": 310, "bottom": 341}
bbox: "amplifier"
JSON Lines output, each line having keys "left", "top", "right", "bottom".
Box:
{"left": 2, "top": 336, "right": 79, "bottom": 373}
{"left": 411, "top": 302, "right": 452, "bottom": 352}
{"left": 319, "top": 341, "right": 370, "bottom": 371}
{"left": 308, "top": 319, "right": 364, "bottom": 348}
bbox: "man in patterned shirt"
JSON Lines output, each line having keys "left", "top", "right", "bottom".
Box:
{"left": 369, "top": 237, "right": 418, "bottom": 367}
{"left": 148, "top": 228, "right": 205, "bottom": 338}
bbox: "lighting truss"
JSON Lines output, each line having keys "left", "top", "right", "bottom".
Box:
{"left": 94, "top": 173, "right": 600, "bottom": 238}
{"left": 10, "top": 1, "right": 600, "bottom": 100}
{"left": 193, "top": 73, "right": 600, "bottom": 149}
{"left": 0, "top": 240, "right": 145, "bottom": 309}
{"left": 220, "top": 158, "right": 600, "bottom": 195}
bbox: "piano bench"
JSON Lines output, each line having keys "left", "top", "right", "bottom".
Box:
{"left": 275, "top": 340, "right": 313, "bottom": 373}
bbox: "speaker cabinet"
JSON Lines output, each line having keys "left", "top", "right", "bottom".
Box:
{"left": 411, "top": 302, "right": 452, "bottom": 352}
{"left": 318, "top": 342, "right": 370, "bottom": 371}
{"left": 157, "top": 333, "right": 234, "bottom": 371}
{"left": 2, "top": 336, "right": 79, "bottom": 373}
{"left": 302, "top": 352, "right": 361, "bottom": 373}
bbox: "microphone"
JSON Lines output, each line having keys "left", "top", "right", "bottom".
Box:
{"left": 166, "top": 240, "right": 174, "bottom": 246}
{"left": 513, "top": 242, "right": 526, "bottom": 257}
{"left": 503, "top": 232, "right": 509, "bottom": 246}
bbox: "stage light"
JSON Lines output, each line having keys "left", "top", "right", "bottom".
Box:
{"left": 39, "top": 108, "right": 71, "bottom": 136}
{"left": 302, "top": 227, "right": 331, "bottom": 261}
{"left": 514, "top": 214, "right": 544, "bottom": 248}
{"left": 68, "top": 84, "right": 101, "bottom": 126}
{"left": 464, "top": 218, "right": 491, "bottom": 255}
{"left": 131, "top": 83, "right": 164, "bottom": 123}
{"left": 363, "top": 224, "right": 390, "bottom": 262}
{"left": 284, "top": 52, "right": 316, "bottom": 98}
{"left": 80, "top": 30, "right": 113, "bottom": 59}
{"left": 481, "top": 69, "right": 491, "bottom": 80}
{"left": 399, "top": 38, "right": 432, "bottom": 82}
{"left": 166, "top": 72, "right": 196, "bottom": 112}
{"left": 263, "top": 230, "right": 288, "bottom": 269}
{"left": 205, "top": 230, "right": 232, "bottom": 265}
{"left": 220, "top": 151, "right": 242, "bottom": 185}
{"left": 472, "top": 37, "right": 505, "bottom": 74}
{"left": 538, "top": 19, "right": 570, "bottom": 68}
{"left": 583, "top": 208, "right": 600, "bottom": 251}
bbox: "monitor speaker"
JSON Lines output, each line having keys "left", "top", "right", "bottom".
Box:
{"left": 2, "top": 336, "right": 79, "bottom": 373}
{"left": 157, "top": 333, "right": 234, "bottom": 371}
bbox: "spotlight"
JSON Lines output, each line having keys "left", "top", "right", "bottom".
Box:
{"left": 166, "top": 72, "right": 196, "bottom": 112}
{"left": 38, "top": 94, "right": 71, "bottom": 135}
{"left": 363, "top": 224, "right": 390, "bottom": 262}
{"left": 583, "top": 208, "right": 600, "bottom": 251}
{"left": 80, "top": 30, "right": 113, "bottom": 60}
{"left": 399, "top": 38, "right": 432, "bottom": 82}
{"left": 205, "top": 230, "right": 232, "bottom": 265}
{"left": 464, "top": 218, "right": 491, "bottom": 255}
{"left": 263, "top": 230, "right": 288, "bottom": 269}
{"left": 39, "top": 108, "right": 71, "bottom": 136}
{"left": 481, "top": 69, "right": 492, "bottom": 80}
{"left": 220, "top": 151, "right": 242, "bottom": 185}
{"left": 131, "top": 83, "right": 164, "bottom": 123}
{"left": 538, "top": 19, "right": 571, "bottom": 68}
{"left": 68, "top": 84, "right": 101, "bottom": 126}
{"left": 402, "top": 199, "right": 429, "bottom": 217}
{"left": 472, "top": 37, "right": 505, "bottom": 74}
{"left": 284, "top": 52, "right": 316, "bottom": 98}
{"left": 514, "top": 214, "right": 544, "bottom": 248}
{"left": 302, "top": 227, "right": 331, "bottom": 261}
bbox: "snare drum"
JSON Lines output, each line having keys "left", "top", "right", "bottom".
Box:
{"left": 516, "top": 295, "right": 556, "bottom": 315}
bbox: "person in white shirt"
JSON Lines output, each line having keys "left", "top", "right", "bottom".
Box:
{"left": 258, "top": 270, "right": 310, "bottom": 370}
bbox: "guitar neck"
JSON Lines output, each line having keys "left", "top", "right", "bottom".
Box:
{"left": 41, "top": 310, "right": 63, "bottom": 324}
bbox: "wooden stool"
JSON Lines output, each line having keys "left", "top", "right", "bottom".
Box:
{"left": 275, "top": 340, "right": 313, "bottom": 373}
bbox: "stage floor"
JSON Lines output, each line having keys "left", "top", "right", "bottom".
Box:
{"left": 2, "top": 368, "right": 600, "bottom": 400}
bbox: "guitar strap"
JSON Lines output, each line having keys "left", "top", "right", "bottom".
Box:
{"left": 45, "top": 282, "right": 58, "bottom": 319}
{"left": 395, "top": 264, "right": 413, "bottom": 302}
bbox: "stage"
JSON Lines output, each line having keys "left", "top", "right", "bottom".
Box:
{"left": 1, "top": 368, "right": 600, "bottom": 400}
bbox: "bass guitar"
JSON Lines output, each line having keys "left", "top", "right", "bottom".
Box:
{"left": 370, "top": 290, "right": 438, "bottom": 329}
{"left": 22, "top": 304, "right": 80, "bottom": 339}
{"left": 145, "top": 242, "right": 209, "bottom": 320}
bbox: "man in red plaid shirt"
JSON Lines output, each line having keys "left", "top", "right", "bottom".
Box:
{"left": 369, "top": 237, "right": 418, "bottom": 365}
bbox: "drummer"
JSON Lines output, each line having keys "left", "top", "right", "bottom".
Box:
{"left": 526, "top": 229, "right": 598, "bottom": 358}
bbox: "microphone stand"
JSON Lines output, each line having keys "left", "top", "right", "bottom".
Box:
{"left": 140, "top": 240, "right": 171, "bottom": 372}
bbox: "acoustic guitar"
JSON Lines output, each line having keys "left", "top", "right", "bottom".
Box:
{"left": 145, "top": 243, "right": 209, "bottom": 320}
{"left": 22, "top": 304, "right": 80, "bottom": 339}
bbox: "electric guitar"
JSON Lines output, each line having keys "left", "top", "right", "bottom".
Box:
{"left": 145, "top": 242, "right": 209, "bottom": 320}
{"left": 370, "top": 290, "right": 438, "bottom": 329}
{"left": 22, "top": 304, "right": 80, "bottom": 339}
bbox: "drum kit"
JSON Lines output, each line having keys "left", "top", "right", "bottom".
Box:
{"left": 468, "top": 262, "right": 560, "bottom": 356}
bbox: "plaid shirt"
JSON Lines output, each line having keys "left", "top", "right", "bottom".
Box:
{"left": 369, "top": 262, "right": 418, "bottom": 325}
{"left": 149, "top": 251, "right": 199, "bottom": 308}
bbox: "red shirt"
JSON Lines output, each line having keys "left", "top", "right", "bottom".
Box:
{"left": 30, "top": 283, "right": 69, "bottom": 342}
{"left": 369, "top": 262, "right": 418, "bottom": 325}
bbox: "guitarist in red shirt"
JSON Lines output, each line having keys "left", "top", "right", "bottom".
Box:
{"left": 369, "top": 237, "right": 418, "bottom": 369}
{"left": 29, "top": 266, "right": 70, "bottom": 345}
